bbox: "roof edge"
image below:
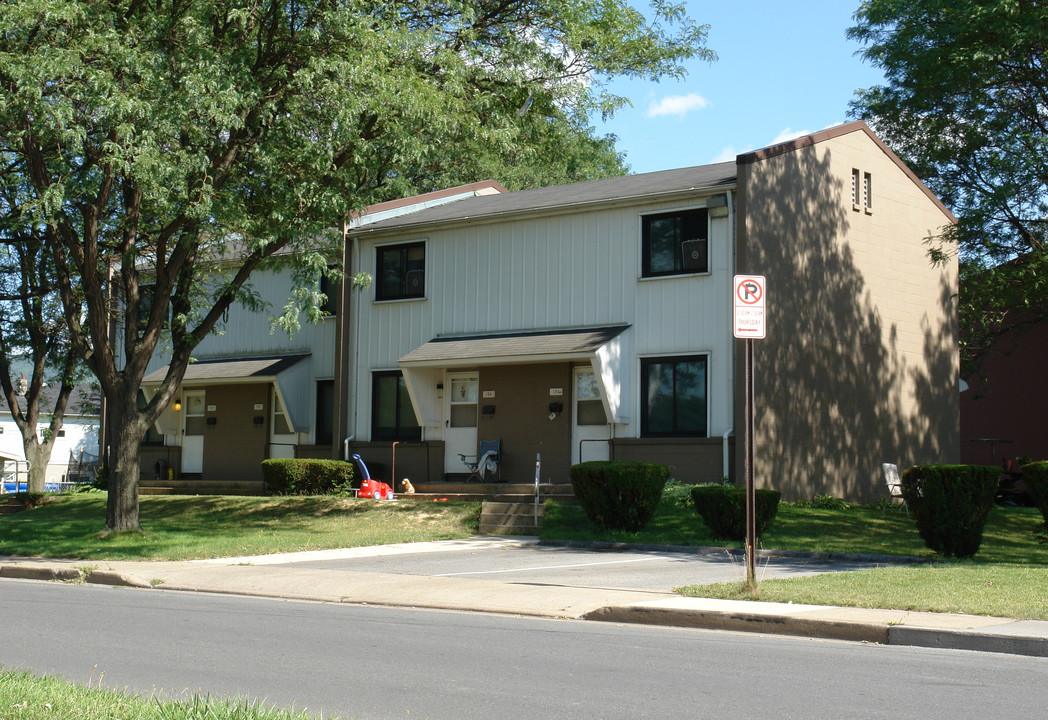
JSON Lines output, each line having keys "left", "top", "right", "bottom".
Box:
{"left": 738, "top": 121, "right": 956, "bottom": 223}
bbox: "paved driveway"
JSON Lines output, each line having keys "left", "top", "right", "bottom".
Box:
{"left": 230, "top": 539, "right": 885, "bottom": 593}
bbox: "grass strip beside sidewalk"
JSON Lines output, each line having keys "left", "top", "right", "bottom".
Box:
{"left": 0, "top": 494, "right": 481, "bottom": 561}
{"left": 543, "top": 499, "right": 1048, "bottom": 620}
{"left": 0, "top": 668, "right": 325, "bottom": 720}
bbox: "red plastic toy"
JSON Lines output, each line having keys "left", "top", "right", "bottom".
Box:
{"left": 352, "top": 454, "right": 394, "bottom": 500}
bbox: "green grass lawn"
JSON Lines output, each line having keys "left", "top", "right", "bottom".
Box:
{"left": 0, "top": 668, "right": 323, "bottom": 720}
{"left": 542, "top": 497, "right": 1048, "bottom": 620}
{"left": 0, "top": 493, "right": 481, "bottom": 560}
{"left": 3, "top": 490, "right": 1047, "bottom": 620}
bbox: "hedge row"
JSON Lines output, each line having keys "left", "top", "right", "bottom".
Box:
{"left": 1021, "top": 461, "right": 1048, "bottom": 528}
{"left": 901, "top": 464, "right": 1000, "bottom": 558}
{"left": 261, "top": 459, "right": 358, "bottom": 496}
{"left": 690, "top": 484, "right": 781, "bottom": 541}
{"left": 569, "top": 461, "right": 670, "bottom": 532}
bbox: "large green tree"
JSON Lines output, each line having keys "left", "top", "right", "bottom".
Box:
{"left": 0, "top": 237, "right": 83, "bottom": 493}
{"left": 0, "top": 0, "right": 712, "bottom": 532}
{"left": 849, "top": 0, "right": 1048, "bottom": 373}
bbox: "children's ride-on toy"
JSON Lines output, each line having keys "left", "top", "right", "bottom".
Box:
{"left": 352, "top": 454, "right": 394, "bottom": 500}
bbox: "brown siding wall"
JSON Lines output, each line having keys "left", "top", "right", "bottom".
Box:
{"left": 200, "top": 384, "right": 271, "bottom": 484}
{"left": 481, "top": 364, "right": 573, "bottom": 484}
{"left": 612, "top": 438, "right": 733, "bottom": 484}
{"left": 736, "top": 131, "right": 959, "bottom": 502}
{"left": 347, "top": 441, "right": 444, "bottom": 485}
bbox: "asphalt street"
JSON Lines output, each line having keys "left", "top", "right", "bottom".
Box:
{"left": 4, "top": 580, "right": 1047, "bottom": 720}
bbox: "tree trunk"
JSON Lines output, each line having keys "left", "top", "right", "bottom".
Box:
{"left": 23, "top": 440, "right": 55, "bottom": 494}
{"left": 104, "top": 392, "right": 145, "bottom": 534}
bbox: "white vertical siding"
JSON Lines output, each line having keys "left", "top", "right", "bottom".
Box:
{"left": 354, "top": 195, "right": 737, "bottom": 440}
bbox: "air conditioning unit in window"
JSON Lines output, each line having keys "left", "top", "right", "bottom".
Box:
{"left": 681, "top": 240, "right": 707, "bottom": 271}
{"left": 405, "top": 269, "right": 424, "bottom": 293}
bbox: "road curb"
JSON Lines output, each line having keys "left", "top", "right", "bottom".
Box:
{"left": 581, "top": 604, "right": 888, "bottom": 644}
{"left": 0, "top": 565, "right": 84, "bottom": 582}
{"left": 889, "top": 626, "right": 1048, "bottom": 658}
{"left": 85, "top": 570, "right": 154, "bottom": 588}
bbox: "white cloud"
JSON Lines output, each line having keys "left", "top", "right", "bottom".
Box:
{"left": 647, "top": 93, "right": 709, "bottom": 118}
{"left": 711, "top": 146, "right": 738, "bottom": 163}
{"left": 769, "top": 127, "right": 811, "bottom": 145}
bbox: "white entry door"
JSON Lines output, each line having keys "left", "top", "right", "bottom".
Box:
{"left": 572, "top": 367, "right": 611, "bottom": 464}
{"left": 181, "top": 390, "right": 206, "bottom": 474}
{"left": 443, "top": 373, "right": 479, "bottom": 475}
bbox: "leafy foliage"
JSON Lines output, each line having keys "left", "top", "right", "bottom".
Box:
{"left": 0, "top": 0, "right": 712, "bottom": 531}
{"left": 690, "top": 484, "right": 781, "bottom": 541}
{"left": 900, "top": 464, "right": 1000, "bottom": 558}
{"left": 849, "top": 0, "right": 1048, "bottom": 374}
{"left": 569, "top": 461, "right": 670, "bottom": 532}
{"left": 1020, "top": 461, "right": 1048, "bottom": 529}
{"left": 261, "top": 459, "right": 358, "bottom": 496}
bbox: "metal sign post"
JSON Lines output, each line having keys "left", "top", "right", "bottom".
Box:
{"left": 734, "top": 275, "right": 766, "bottom": 590}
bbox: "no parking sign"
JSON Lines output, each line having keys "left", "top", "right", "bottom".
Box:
{"left": 733, "top": 275, "right": 766, "bottom": 339}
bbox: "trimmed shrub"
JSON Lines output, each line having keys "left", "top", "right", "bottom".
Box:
{"left": 569, "top": 461, "right": 670, "bottom": 532}
{"left": 1021, "top": 461, "right": 1048, "bottom": 528}
{"left": 690, "top": 484, "right": 781, "bottom": 541}
{"left": 261, "top": 459, "right": 358, "bottom": 496}
{"left": 900, "top": 464, "right": 1000, "bottom": 558}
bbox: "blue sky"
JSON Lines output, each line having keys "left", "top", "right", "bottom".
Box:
{"left": 594, "top": 1, "right": 887, "bottom": 174}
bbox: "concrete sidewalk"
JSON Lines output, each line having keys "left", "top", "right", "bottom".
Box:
{"left": 2, "top": 541, "right": 1046, "bottom": 658}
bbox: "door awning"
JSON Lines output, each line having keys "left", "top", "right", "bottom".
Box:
{"left": 398, "top": 325, "right": 630, "bottom": 368}
{"left": 398, "top": 325, "right": 631, "bottom": 426}
{"left": 141, "top": 354, "right": 312, "bottom": 431}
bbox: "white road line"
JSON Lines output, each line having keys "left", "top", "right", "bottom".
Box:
{"left": 433, "top": 556, "right": 666, "bottom": 577}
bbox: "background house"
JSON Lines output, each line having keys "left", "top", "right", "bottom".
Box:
{"left": 960, "top": 321, "right": 1048, "bottom": 467}
{"left": 136, "top": 182, "right": 505, "bottom": 493}
{"left": 342, "top": 121, "right": 959, "bottom": 502}
{"left": 0, "top": 383, "right": 100, "bottom": 490}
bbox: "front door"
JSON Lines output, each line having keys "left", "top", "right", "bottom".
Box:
{"left": 444, "top": 373, "right": 479, "bottom": 475}
{"left": 572, "top": 367, "right": 611, "bottom": 464}
{"left": 181, "top": 390, "right": 206, "bottom": 474}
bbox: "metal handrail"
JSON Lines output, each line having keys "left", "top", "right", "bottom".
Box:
{"left": 578, "top": 438, "right": 612, "bottom": 463}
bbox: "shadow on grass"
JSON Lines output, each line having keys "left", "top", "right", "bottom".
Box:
{"left": 0, "top": 494, "right": 481, "bottom": 560}
{"left": 542, "top": 499, "right": 1047, "bottom": 563}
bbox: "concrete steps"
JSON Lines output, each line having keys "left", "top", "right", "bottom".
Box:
{"left": 0, "top": 497, "right": 26, "bottom": 515}
{"left": 479, "top": 501, "right": 546, "bottom": 535}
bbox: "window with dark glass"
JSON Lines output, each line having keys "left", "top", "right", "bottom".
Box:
{"left": 371, "top": 371, "right": 421, "bottom": 441}
{"left": 641, "top": 208, "right": 708, "bottom": 277}
{"left": 375, "top": 242, "right": 425, "bottom": 301}
{"left": 137, "top": 390, "right": 164, "bottom": 445}
{"left": 641, "top": 355, "right": 708, "bottom": 437}
{"left": 319, "top": 267, "right": 339, "bottom": 316}
{"left": 315, "top": 380, "right": 334, "bottom": 446}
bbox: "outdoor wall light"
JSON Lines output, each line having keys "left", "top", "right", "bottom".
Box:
{"left": 707, "top": 194, "right": 730, "bottom": 218}
{"left": 173, "top": 399, "right": 182, "bottom": 412}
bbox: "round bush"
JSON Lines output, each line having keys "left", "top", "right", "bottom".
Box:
{"left": 569, "top": 461, "right": 670, "bottom": 532}
{"left": 1021, "top": 461, "right": 1048, "bottom": 528}
{"left": 690, "top": 484, "right": 781, "bottom": 541}
{"left": 900, "top": 464, "right": 1000, "bottom": 558}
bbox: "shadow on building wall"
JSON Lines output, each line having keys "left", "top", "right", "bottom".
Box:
{"left": 741, "top": 147, "right": 957, "bottom": 502}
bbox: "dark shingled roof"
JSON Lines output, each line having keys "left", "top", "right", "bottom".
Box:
{"left": 400, "top": 325, "right": 630, "bottom": 365}
{"left": 353, "top": 162, "right": 737, "bottom": 234}
{"left": 142, "top": 354, "right": 309, "bottom": 384}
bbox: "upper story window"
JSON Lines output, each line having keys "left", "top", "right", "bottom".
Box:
{"left": 319, "top": 266, "right": 339, "bottom": 316}
{"left": 376, "top": 241, "right": 425, "bottom": 301}
{"left": 641, "top": 208, "right": 709, "bottom": 277}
